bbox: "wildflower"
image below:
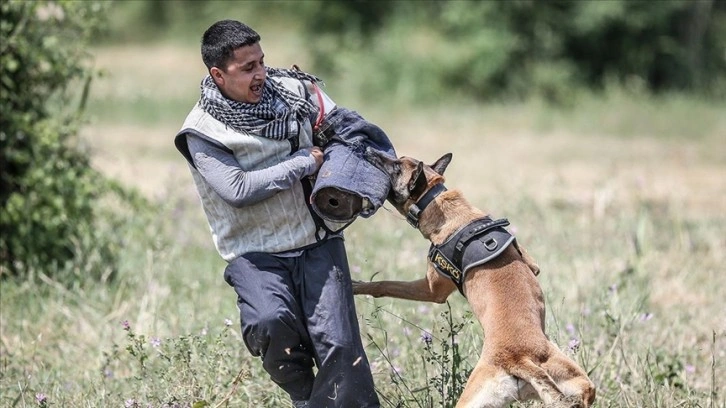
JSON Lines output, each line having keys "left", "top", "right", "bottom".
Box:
{"left": 125, "top": 399, "right": 137, "bottom": 408}
{"left": 150, "top": 337, "right": 161, "bottom": 348}
{"left": 608, "top": 284, "right": 617, "bottom": 293}
{"left": 640, "top": 312, "right": 654, "bottom": 322}
{"left": 224, "top": 318, "right": 233, "bottom": 327}
{"left": 566, "top": 323, "right": 576, "bottom": 337}
{"left": 421, "top": 331, "right": 433, "bottom": 346}
{"left": 568, "top": 338, "right": 580, "bottom": 352}
{"left": 35, "top": 393, "right": 47, "bottom": 405}
{"left": 685, "top": 364, "right": 695, "bottom": 374}
{"left": 121, "top": 320, "right": 130, "bottom": 331}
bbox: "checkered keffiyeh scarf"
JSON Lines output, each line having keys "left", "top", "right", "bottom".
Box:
{"left": 199, "top": 67, "right": 321, "bottom": 140}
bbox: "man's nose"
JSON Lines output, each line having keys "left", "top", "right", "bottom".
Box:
{"left": 253, "top": 66, "right": 265, "bottom": 80}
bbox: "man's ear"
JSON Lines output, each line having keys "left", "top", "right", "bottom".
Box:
{"left": 431, "top": 153, "right": 453, "bottom": 175}
{"left": 408, "top": 161, "right": 427, "bottom": 198}
{"left": 210, "top": 67, "right": 224, "bottom": 86}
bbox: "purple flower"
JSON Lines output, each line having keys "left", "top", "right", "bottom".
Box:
{"left": 421, "top": 331, "right": 433, "bottom": 346}
{"left": 568, "top": 338, "right": 580, "bottom": 352}
{"left": 685, "top": 364, "right": 695, "bottom": 374}
{"left": 224, "top": 318, "right": 233, "bottom": 327}
{"left": 125, "top": 399, "right": 137, "bottom": 408}
{"left": 640, "top": 312, "right": 654, "bottom": 322}
{"left": 121, "top": 320, "right": 130, "bottom": 331}
{"left": 150, "top": 337, "right": 161, "bottom": 348}
{"left": 566, "top": 323, "right": 576, "bottom": 336}
{"left": 35, "top": 393, "right": 47, "bottom": 405}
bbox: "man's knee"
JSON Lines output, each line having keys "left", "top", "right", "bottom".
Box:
{"left": 243, "top": 308, "right": 301, "bottom": 352}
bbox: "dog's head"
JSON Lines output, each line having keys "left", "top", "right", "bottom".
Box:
{"left": 366, "top": 148, "right": 452, "bottom": 216}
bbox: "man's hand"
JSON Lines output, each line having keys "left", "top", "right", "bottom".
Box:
{"left": 309, "top": 146, "right": 324, "bottom": 169}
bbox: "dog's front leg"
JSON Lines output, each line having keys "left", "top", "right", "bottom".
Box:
{"left": 352, "top": 266, "right": 457, "bottom": 303}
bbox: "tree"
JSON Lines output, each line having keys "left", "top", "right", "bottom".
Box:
{"left": 1, "top": 1, "right": 138, "bottom": 280}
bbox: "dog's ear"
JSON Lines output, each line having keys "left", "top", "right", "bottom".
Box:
{"left": 431, "top": 153, "right": 453, "bottom": 175}
{"left": 408, "top": 161, "right": 427, "bottom": 198}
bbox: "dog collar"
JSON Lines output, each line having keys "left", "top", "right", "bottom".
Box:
{"left": 406, "top": 183, "right": 447, "bottom": 229}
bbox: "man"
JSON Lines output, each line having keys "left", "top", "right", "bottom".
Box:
{"left": 174, "top": 20, "right": 380, "bottom": 408}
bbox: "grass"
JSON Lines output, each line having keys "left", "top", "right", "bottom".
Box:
{"left": 1, "top": 34, "right": 725, "bottom": 408}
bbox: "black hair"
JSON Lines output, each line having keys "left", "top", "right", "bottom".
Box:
{"left": 201, "top": 20, "right": 261, "bottom": 71}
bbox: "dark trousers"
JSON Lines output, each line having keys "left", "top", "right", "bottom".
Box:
{"left": 224, "top": 237, "right": 379, "bottom": 408}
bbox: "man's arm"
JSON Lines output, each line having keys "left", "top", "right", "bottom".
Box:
{"left": 186, "top": 134, "right": 321, "bottom": 207}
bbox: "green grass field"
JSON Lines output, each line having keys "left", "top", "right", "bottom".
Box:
{"left": 1, "top": 35, "right": 724, "bottom": 408}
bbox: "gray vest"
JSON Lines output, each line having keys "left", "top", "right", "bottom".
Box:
{"left": 176, "top": 77, "right": 333, "bottom": 261}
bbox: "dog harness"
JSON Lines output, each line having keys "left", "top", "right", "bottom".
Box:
{"left": 428, "top": 217, "right": 515, "bottom": 296}
{"left": 406, "top": 183, "right": 516, "bottom": 296}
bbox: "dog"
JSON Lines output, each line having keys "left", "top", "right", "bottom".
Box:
{"left": 353, "top": 151, "right": 596, "bottom": 408}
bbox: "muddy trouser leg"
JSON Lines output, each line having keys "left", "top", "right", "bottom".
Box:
{"left": 224, "top": 237, "right": 379, "bottom": 407}
{"left": 224, "top": 252, "right": 315, "bottom": 401}
{"left": 299, "top": 237, "right": 379, "bottom": 408}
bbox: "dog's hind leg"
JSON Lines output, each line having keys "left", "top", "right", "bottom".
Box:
{"left": 541, "top": 343, "right": 596, "bottom": 407}
{"left": 455, "top": 358, "right": 525, "bottom": 408}
{"left": 506, "top": 359, "right": 570, "bottom": 407}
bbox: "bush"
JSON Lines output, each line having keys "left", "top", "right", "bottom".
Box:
{"left": 0, "top": 1, "right": 143, "bottom": 281}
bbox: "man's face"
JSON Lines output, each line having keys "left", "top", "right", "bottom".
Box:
{"left": 211, "top": 42, "right": 266, "bottom": 104}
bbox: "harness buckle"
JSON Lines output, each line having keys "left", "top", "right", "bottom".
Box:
{"left": 406, "top": 204, "right": 421, "bottom": 228}
{"left": 484, "top": 238, "right": 498, "bottom": 251}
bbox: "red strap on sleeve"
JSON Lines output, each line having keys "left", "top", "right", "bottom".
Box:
{"left": 311, "top": 83, "right": 325, "bottom": 132}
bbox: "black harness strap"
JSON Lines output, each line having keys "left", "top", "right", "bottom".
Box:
{"left": 428, "top": 217, "right": 516, "bottom": 296}
{"left": 451, "top": 217, "right": 512, "bottom": 268}
{"left": 405, "top": 182, "right": 517, "bottom": 296}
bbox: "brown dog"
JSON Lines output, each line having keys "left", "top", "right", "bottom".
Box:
{"left": 353, "top": 151, "right": 595, "bottom": 408}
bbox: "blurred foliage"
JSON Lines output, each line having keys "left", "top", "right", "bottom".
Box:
{"left": 108, "top": 0, "right": 726, "bottom": 103}
{"left": 0, "top": 0, "right": 146, "bottom": 281}
{"left": 296, "top": 0, "right": 726, "bottom": 103}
